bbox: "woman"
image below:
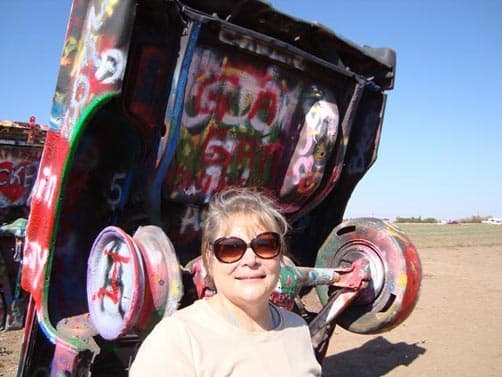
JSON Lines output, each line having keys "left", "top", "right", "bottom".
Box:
{"left": 130, "top": 188, "right": 321, "bottom": 376}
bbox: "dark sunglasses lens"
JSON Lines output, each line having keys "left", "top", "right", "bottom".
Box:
{"left": 214, "top": 237, "right": 247, "bottom": 263}
{"left": 251, "top": 232, "right": 280, "bottom": 258}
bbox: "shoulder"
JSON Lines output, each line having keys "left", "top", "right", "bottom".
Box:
{"left": 139, "top": 299, "right": 207, "bottom": 341}
{"left": 132, "top": 301, "right": 210, "bottom": 358}
{"left": 129, "top": 312, "right": 197, "bottom": 376}
{"left": 276, "top": 306, "right": 309, "bottom": 328}
{"left": 173, "top": 298, "right": 208, "bottom": 320}
{"left": 135, "top": 314, "right": 191, "bottom": 353}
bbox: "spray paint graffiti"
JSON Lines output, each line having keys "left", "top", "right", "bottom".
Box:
{"left": 56, "top": 0, "right": 127, "bottom": 136}
{"left": 92, "top": 242, "right": 130, "bottom": 311}
{"left": 0, "top": 148, "right": 43, "bottom": 208}
{"left": 164, "top": 47, "right": 300, "bottom": 202}
{"left": 21, "top": 240, "right": 49, "bottom": 304}
{"left": 21, "top": 130, "right": 68, "bottom": 306}
{"left": 0, "top": 160, "right": 38, "bottom": 206}
{"left": 180, "top": 206, "right": 201, "bottom": 234}
{"left": 166, "top": 124, "right": 284, "bottom": 199}
{"left": 163, "top": 46, "right": 340, "bottom": 214}
{"left": 87, "top": 226, "right": 144, "bottom": 340}
{"left": 183, "top": 64, "right": 287, "bottom": 133}
{"left": 32, "top": 166, "right": 58, "bottom": 209}
{"left": 281, "top": 98, "right": 339, "bottom": 202}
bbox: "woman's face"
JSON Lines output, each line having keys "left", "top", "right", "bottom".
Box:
{"left": 208, "top": 214, "right": 281, "bottom": 308}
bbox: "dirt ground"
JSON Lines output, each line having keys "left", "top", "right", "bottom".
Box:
{"left": 1, "top": 225, "right": 502, "bottom": 376}
{"left": 321, "top": 243, "right": 502, "bottom": 377}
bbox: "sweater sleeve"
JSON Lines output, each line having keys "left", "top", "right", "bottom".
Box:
{"left": 129, "top": 317, "right": 196, "bottom": 377}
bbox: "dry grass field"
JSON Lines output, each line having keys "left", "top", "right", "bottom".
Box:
{"left": 1, "top": 223, "right": 501, "bottom": 376}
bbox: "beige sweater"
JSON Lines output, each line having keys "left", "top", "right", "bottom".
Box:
{"left": 129, "top": 299, "right": 321, "bottom": 377}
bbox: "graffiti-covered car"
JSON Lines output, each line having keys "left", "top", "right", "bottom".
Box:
{"left": 19, "top": 0, "right": 422, "bottom": 376}
{"left": 0, "top": 118, "right": 45, "bottom": 330}
{"left": 0, "top": 119, "right": 45, "bottom": 212}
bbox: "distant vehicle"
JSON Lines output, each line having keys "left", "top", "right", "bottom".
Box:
{"left": 482, "top": 217, "right": 502, "bottom": 225}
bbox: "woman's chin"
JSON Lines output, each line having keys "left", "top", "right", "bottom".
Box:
{"left": 233, "top": 281, "right": 273, "bottom": 303}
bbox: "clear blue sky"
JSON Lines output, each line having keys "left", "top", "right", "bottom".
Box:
{"left": 1, "top": 0, "right": 500, "bottom": 220}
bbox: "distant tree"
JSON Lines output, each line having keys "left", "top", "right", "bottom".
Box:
{"left": 460, "top": 216, "right": 487, "bottom": 223}
{"left": 395, "top": 216, "right": 437, "bottom": 223}
{"left": 423, "top": 217, "right": 438, "bottom": 223}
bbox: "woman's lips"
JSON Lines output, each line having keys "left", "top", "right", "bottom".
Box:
{"left": 235, "top": 275, "right": 266, "bottom": 280}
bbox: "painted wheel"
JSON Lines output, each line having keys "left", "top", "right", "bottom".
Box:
{"left": 132, "top": 225, "right": 183, "bottom": 332}
{"left": 315, "top": 218, "right": 422, "bottom": 334}
{"left": 87, "top": 226, "right": 145, "bottom": 340}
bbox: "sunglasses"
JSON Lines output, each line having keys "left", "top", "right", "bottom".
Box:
{"left": 212, "top": 232, "right": 281, "bottom": 263}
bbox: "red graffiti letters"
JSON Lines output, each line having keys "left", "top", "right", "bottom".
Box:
{"left": 0, "top": 160, "right": 38, "bottom": 205}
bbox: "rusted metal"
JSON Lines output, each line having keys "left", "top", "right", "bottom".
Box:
{"left": 271, "top": 257, "right": 371, "bottom": 310}
{"left": 308, "top": 258, "right": 371, "bottom": 336}
{"left": 316, "top": 218, "right": 422, "bottom": 334}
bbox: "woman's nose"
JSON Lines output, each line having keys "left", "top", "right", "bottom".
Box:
{"left": 240, "top": 246, "right": 259, "bottom": 265}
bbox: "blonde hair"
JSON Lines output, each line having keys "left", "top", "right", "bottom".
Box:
{"left": 201, "top": 187, "right": 289, "bottom": 290}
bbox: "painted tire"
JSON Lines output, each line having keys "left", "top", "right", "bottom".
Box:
{"left": 315, "top": 218, "right": 422, "bottom": 334}
{"left": 87, "top": 226, "right": 145, "bottom": 340}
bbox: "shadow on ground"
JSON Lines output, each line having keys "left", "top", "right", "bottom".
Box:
{"left": 322, "top": 336, "right": 426, "bottom": 377}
